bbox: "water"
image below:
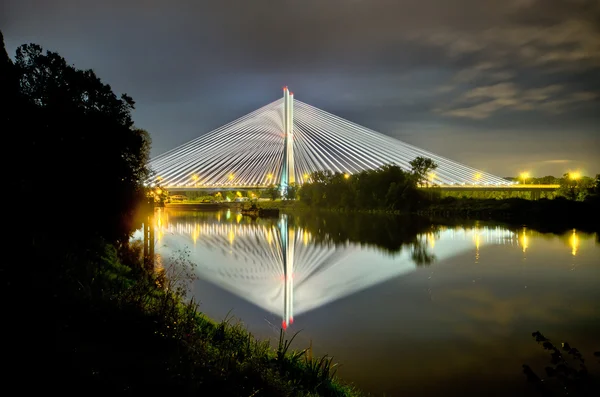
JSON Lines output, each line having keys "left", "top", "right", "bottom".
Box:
{"left": 135, "top": 208, "right": 600, "bottom": 396}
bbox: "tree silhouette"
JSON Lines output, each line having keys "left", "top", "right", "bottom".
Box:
{"left": 409, "top": 156, "right": 438, "bottom": 186}
{"left": 4, "top": 34, "right": 151, "bottom": 243}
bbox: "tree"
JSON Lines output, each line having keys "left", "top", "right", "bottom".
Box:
{"left": 409, "top": 157, "right": 438, "bottom": 186}
{"left": 285, "top": 183, "right": 298, "bottom": 200}
{"left": 267, "top": 184, "right": 281, "bottom": 200}
{"left": 7, "top": 39, "right": 151, "bottom": 242}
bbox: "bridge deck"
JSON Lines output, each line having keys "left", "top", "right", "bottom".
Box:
{"left": 436, "top": 184, "right": 559, "bottom": 192}
{"left": 159, "top": 184, "right": 560, "bottom": 192}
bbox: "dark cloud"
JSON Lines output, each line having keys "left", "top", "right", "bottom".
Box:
{"left": 2, "top": 0, "right": 599, "bottom": 176}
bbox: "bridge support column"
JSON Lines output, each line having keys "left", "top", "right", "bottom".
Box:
{"left": 280, "top": 87, "right": 295, "bottom": 195}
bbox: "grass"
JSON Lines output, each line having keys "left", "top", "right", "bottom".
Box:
{"left": 39, "top": 234, "right": 362, "bottom": 396}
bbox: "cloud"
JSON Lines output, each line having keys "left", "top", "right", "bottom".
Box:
{"left": 437, "top": 81, "right": 597, "bottom": 119}
{"left": 539, "top": 159, "right": 573, "bottom": 164}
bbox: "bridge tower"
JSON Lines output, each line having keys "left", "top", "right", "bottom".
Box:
{"left": 280, "top": 87, "right": 295, "bottom": 193}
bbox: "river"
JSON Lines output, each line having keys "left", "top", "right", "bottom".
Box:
{"left": 134, "top": 208, "right": 600, "bottom": 396}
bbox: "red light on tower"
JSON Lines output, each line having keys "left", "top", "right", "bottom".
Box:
{"left": 282, "top": 320, "right": 287, "bottom": 330}
{"left": 290, "top": 317, "right": 294, "bottom": 324}
{"left": 290, "top": 92, "right": 294, "bottom": 95}
{"left": 283, "top": 86, "right": 288, "bottom": 91}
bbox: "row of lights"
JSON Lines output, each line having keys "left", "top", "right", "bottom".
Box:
{"left": 519, "top": 171, "right": 581, "bottom": 184}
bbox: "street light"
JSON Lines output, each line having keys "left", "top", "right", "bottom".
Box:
{"left": 569, "top": 171, "right": 581, "bottom": 180}
{"left": 520, "top": 172, "right": 530, "bottom": 184}
{"left": 344, "top": 173, "right": 350, "bottom": 179}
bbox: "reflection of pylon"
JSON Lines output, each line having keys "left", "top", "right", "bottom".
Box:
{"left": 280, "top": 215, "right": 294, "bottom": 330}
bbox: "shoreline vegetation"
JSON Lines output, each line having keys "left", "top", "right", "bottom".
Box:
{"left": 251, "top": 197, "right": 599, "bottom": 234}
{"left": 159, "top": 163, "right": 599, "bottom": 234}
{"left": 2, "top": 34, "right": 362, "bottom": 396}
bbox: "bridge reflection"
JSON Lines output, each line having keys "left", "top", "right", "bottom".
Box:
{"left": 136, "top": 209, "right": 586, "bottom": 329}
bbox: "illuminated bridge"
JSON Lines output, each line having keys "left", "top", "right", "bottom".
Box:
{"left": 148, "top": 87, "right": 514, "bottom": 190}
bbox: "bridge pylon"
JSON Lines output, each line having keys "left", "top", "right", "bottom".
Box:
{"left": 280, "top": 87, "right": 295, "bottom": 194}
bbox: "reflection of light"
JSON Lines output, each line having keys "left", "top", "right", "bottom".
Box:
{"left": 236, "top": 213, "right": 242, "bottom": 224}
{"left": 267, "top": 228, "right": 273, "bottom": 245}
{"left": 427, "top": 232, "right": 436, "bottom": 249}
{"left": 570, "top": 229, "right": 579, "bottom": 256}
{"left": 226, "top": 209, "right": 231, "bottom": 220}
{"left": 228, "top": 229, "right": 235, "bottom": 245}
{"left": 520, "top": 227, "right": 529, "bottom": 253}
{"left": 303, "top": 230, "right": 309, "bottom": 246}
{"left": 192, "top": 223, "right": 200, "bottom": 244}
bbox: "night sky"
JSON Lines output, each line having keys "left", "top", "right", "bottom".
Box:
{"left": 2, "top": 0, "right": 599, "bottom": 177}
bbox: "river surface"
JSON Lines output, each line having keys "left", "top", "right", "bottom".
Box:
{"left": 134, "top": 208, "right": 600, "bottom": 396}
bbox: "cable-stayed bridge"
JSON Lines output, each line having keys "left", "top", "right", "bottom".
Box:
{"left": 148, "top": 87, "right": 514, "bottom": 190}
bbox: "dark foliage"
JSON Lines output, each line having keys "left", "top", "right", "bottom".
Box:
{"left": 523, "top": 331, "right": 599, "bottom": 396}
{"left": 299, "top": 164, "right": 438, "bottom": 211}
{"left": 4, "top": 38, "right": 151, "bottom": 244}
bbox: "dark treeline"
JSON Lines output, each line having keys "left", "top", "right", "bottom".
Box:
{"left": 298, "top": 163, "right": 437, "bottom": 211}
{"left": 3, "top": 35, "right": 151, "bottom": 242}
{"left": 295, "top": 163, "right": 600, "bottom": 231}
{"left": 2, "top": 29, "right": 153, "bottom": 390}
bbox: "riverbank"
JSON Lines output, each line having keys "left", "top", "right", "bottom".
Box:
{"left": 418, "top": 197, "right": 600, "bottom": 233}
{"left": 252, "top": 198, "right": 599, "bottom": 233}
{"left": 24, "top": 230, "right": 361, "bottom": 396}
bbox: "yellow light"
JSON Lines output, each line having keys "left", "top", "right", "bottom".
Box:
{"left": 192, "top": 174, "right": 199, "bottom": 181}
{"left": 474, "top": 172, "right": 482, "bottom": 180}
{"left": 570, "top": 229, "right": 579, "bottom": 256}
{"left": 229, "top": 173, "right": 234, "bottom": 180}
{"left": 344, "top": 173, "right": 350, "bottom": 179}
{"left": 569, "top": 171, "right": 581, "bottom": 180}
{"left": 267, "top": 173, "right": 273, "bottom": 179}
{"left": 429, "top": 172, "right": 436, "bottom": 181}
{"left": 155, "top": 189, "right": 162, "bottom": 195}
{"left": 156, "top": 176, "right": 163, "bottom": 181}
{"left": 520, "top": 228, "right": 529, "bottom": 253}
{"left": 428, "top": 232, "right": 435, "bottom": 249}
{"left": 520, "top": 172, "right": 530, "bottom": 179}
{"left": 303, "top": 173, "right": 309, "bottom": 179}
